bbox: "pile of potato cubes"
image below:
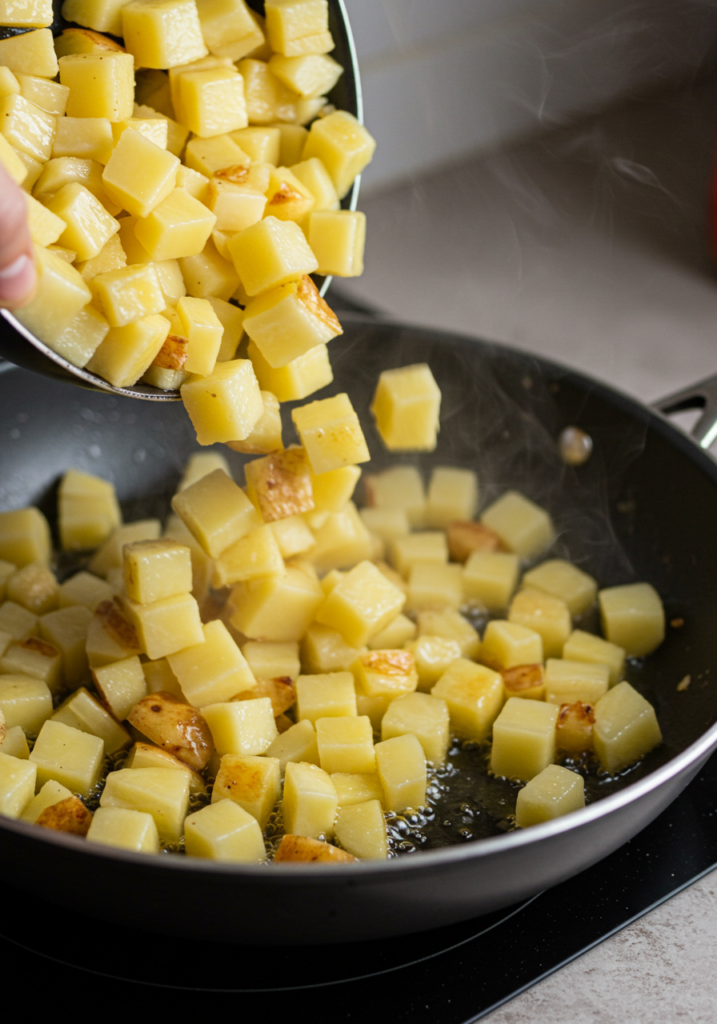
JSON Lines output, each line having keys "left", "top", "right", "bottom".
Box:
{"left": 0, "top": 0, "right": 374, "bottom": 449}
{"left": 0, "top": 363, "right": 666, "bottom": 861}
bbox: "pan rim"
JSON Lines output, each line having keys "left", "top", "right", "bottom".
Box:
{"left": 2, "top": 319, "right": 716, "bottom": 882}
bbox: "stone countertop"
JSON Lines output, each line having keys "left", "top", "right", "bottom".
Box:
{"left": 336, "top": 77, "right": 717, "bottom": 1020}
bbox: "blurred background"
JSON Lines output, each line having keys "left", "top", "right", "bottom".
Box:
{"left": 336, "top": 0, "right": 717, "bottom": 407}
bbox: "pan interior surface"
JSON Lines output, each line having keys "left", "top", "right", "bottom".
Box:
{"left": 1, "top": 314, "right": 716, "bottom": 941}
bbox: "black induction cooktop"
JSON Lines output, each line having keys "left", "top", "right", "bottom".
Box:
{"left": 2, "top": 749, "right": 716, "bottom": 1019}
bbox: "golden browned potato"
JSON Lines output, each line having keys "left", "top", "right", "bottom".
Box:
{"left": 556, "top": 701, "right": 595, "bottom": 756}
{"left": 446, "top": 520, "right": 503, "bottom": 562}
{"left": 244, "top": 445, "right": 314, "bottom": 523}
{"left": 35, "top": 795, "right": 93, "bottom": 836}
{"left": 232, "top": 675, "right": 295, "bottom": 717}
{"left": 127, "top": 691, "right": 214, "bottom": 770}
{"left": 273, "top": 834, "right": 356, "bottom": 863}
{"left": 501, "top": 663, "right": 545, "bottom": 701}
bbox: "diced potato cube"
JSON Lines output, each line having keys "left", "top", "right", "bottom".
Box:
{"left": 432, "top": 659, "right": 503, "bottom": 742}
{"left": 103, "top": 129, "right": 179, "bottom": 217}
{"left": 242, "top": 640, "right": 300, "bottom": 681}
{"left": 243, "top": 274, "right": 341, "bottom": 369}
{"left": 490, "top": 697, "right": 559, "bottom": 781}
{"left": 6, "top": 561, "right": 57, "bottom": 615}
{"left": 43, "top": 182, "right": 119, "bottom": 264}
{"left": 292, "top": 393, "right": 369, "bottom": 476}
{"left": 370, "top": 363, "right": 440, "bottom": 452}
{"left": 374, "top": 732, "right": 425, "bottom": 813}
{"left": 40, "top": 605, "right": 93, "bottom": 683}
{"left": 197, "top": 0, "right": 264, "bottom": 60}
{"left": 269, "top": 50, "right": 340, "bottom": 95}
{"left": 35, "top": 795, "right": 93, "bottom": 836}
{"left": 447, "top": 520, "right": 502, "bottom": 563}
{"left": 508, "top": 587, "right": 571, "bottom": 659}
{"left": 463, "top": 551, "right": 519, "bottom": 612}
{"left": 2, "top": 0, "right": 53, "bottom": 27}
{"left": 300, "top": 622, "right": 363, "bottom": 674}
{"left": 380, "top": 691, "right": 449, "bottom": 765}
{"left": 406, "top": 562, "right": 463, "bottom": 612}
{"left": 211, "top": 524, "right": 285, "bottom": 587}
{"left": 92, "top": 655, "right": 147, "bottom": 721}
{"left": 52, "top": 685, "right": 130, "bottom": 753}
{"left": 0, "top": 751, "right": 36, "bottom": 818}
{"left": 563, "top": 629, "right": 625, "bottom": 687}
{"left": 1, "top": 724, "right": 29, "bottom": 759}
{"left": 177, "top": 66, "right": 248, "bottom": 138}
{"left": 172, "top": 468, "right": 260, "bottom": 558}
{"left": 212, "top": 753, "right": 280, "bottom": 826}
{"left": 265, "top": 0, "right": 331, "bottom": 55}
{"left": 0, "top": 637, "right": 62, "bottom": 693}
{"left": 334, "top": 798, "right": 386, "bottom": 860}
{"left": 85, "top": 598, "right": 141, "bottom": 668}
{"left": 270, "top": 514, "right": 315, "bottom": 559}
{"left": 0, "top": 131, "right": 28, "bottom": 184}
{"left": 52, "top": 116, "right": 114, "bottom": 163}
{"left": 100, "top": 765, "right": 189, "bottom": 842}
{"left": 202, "top": 697, "right": 277, "bottom": 755}
{"left": 122, "top": 0, "right": 208, "bottom": 69}
{"left": 47, "top": 305, "right": 110, "bottom": 370}
{"left": 302, "top": 109, "right": 375, "bottom": 197}
{"left": 87, "top": 805, "right": 160, "bottom": 853}
{"left": 351, "top": 649, "right": 417, "bottom": 702}
{"left": 18, "top": 73, "right": 68, "bottom": 117}
{"left": 0, "top": 68, "right": 20, "bottom": 98}
{"left": 26, "top": 193, "right": 65, "bottom": 248}
{"left": 307, "top": 210, "right": 364, "bottom": 276}
{"left": 122, "top": 590, "right": 203, "bottom": 660}
{"left": 481, "top": 491, "right": 555, "bottom": 559}
{"left": 0, "top": 601, "right": 38, "bottom": 641}
{"left": 404, "top": 635, "right": 461, "bottom": 693}
{"left": 480, "top": 619, "right": 543, "bottom": 672}
{"left": 425, "top": 467, "right": 479, "bottom": 529}
{"left": 367, "top": 613, "right": 416, "bottom": 651}
{"left": 266, "top": 717, "right": 318, "bottom": 770}
{"left": 58, "top": 469, "right": 121, "bottom": 552}
{"left": 229, "top": 566, "right": 323, "bottom": 641}
{"left": 19, "top": 779, "right": 73, "bottom": 824}
{"left": 0, "top": 674, "right": 53, "bottom": 734}
{"left": 228, "top": 215, "right": 318, "bottom": 296}
{"left": 248, "top": 338, "right": 333, "bottom": 402}
{"left": 296, "top": 671, "right": 356, "bottom": 724}
{"left": 123, "top": 539, "right": 192, "bottom": 605}
{"left": 556, "top": 701, "right": 595, "bottom": 756}
{"left": 544, "top": 658, "right": 610, "bottom": 706}
{"left": 501, "top": 663, "right": 545, "bottom": 701}
{"left": 316, "top": 560, "right": 405, "bottom": 648}
{"left": 515, "top": 763, "right": 585, "bottom": 828}
{"left": 316, "top": 715, "right": 374, "bottom": 774}
{"left": 141, "top": 659, "right": 183, "bottom": 698}
{"left": 61, "top": 0, "right": 133, "bottom": 37}
{"left": 304, "top": 503, "right": 373, "bottom": 574}
{"left": 185, "top": 798, "right": 266, "bottom": 861}
{"left": 283, "top": 759, "right": 337, "bottom": 838}
{"left": 167, "top": 619, "right": 255, "bottom": 707}
{"left": 15, "top": 245, "right": 92, "bottom": 343}
{"left": 598, "top": 582, "right": 665, "bottom": 657}
{"left": 87, "top": 314, "right": 171, "bottom": 387}
{"left": 0, "top": 29, "right": 58, "bottom": 80}
{"left": 231, "top": 125, "right": 280, "bottom": 163}
{"left": 264, "top": 165, "right": 314, "bottom": 223}
{"left": 134, "top": 187, "right": 217, "bottom": 262}
{"left": 0, "top": 94, "right": 53, "bottom": 163}
{"left": 180, "top": 236, "right": 240, "bottom": 301}
{"left": 332, "top": 771, "right": 384, "bottom": 809}
{"left": 416, "top": 608, "right": 479, "bottom": 660}
{"left": 30, "top": 719, "right": 104, "bottom": 797}
{"left": 390, "top": 532, "right": 447, "bottom": 578}
{"left": 184, "top": 132, "right": 248, "bottom": 176}
{"left": 59, "top": 52, "right": 134, "bottom": 121}
{"left": 112, "top": 116, "right": 169, "bottom": 149}
{"left": 309, "top": 465, "right": 360, "bottom": 515}
{"left": 523, "top": 559, "right": 598, "bottom": 617}
{"left": 364, "top": 466, "right": 426, "bottom": 529}
{"left": 593, "top": 681, "right": 662, "bottom": 772}
{"left": 244, "top": 445, "right": 314, "bottom": 523}
{"left": 180, "top": 359, "right": 264, "bottom": 446}
{"left": 206, "top": 179, "right": 265, "bottom": 234}
{"left": 124, "top": 741, "right": 206, "bottom": 794}
{"left": 237, "top": 56, "right": 297, "bottom": 123}
{"left": 90, "top": 520, "right": 161, "bottom": 577}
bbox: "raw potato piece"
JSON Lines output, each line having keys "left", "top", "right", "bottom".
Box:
{"left": 181, "top": 360, "right": 264, "bottom": 446}
{"left": 308, "top": 210, "right": 365, "bottom": 277}
{"left": 0, "top": 507, "right": 52, "bottom": 568}
{"left": 283, "top": 760, "right": 338, "bottom": 839}
{"left": 167, "top": 619, "right": 256, "bottom": 707}
{"left": 184, "top": 799, "right": 266, "bottom": 862}
{"left": 100, "top": 766, "right": 190, "bottom": 842}
{"left": 134, "top": 188, "right": 217, "bottom": 262}
{"left": 515, "top": 764, "right": 585, "bottom": 828}
{"left": 292, "top": 393, "right": 369, "bottom": 475}
{"left": 593, "top": 681, "right": 662, "bottom": 772}
{"left": 302, "top": 110, "right": 376, "bottom": 197}
{"left": 2, "top": 0, "right": 53, "bottom": 27}
{"left": 226, "top": 391, "right": 284, "bottom": 455}
{"left": 598, "top": 583, "right": 665, "bottom": 657}
{"left": 121, "top": 0, "right": 208, "bottom": 69}
{"left": 481, "top": 491, "right": 555, "bottom": 559}
{"left": 124, "top": 539, "right": 193, "bottom": 604}
{"left": 30, "top": 719, "right": 104, "bottom": 797}
{"left": 334, "top": 799, "right": 387, "bottom": 860}
{"left": 15, "top": 246, "right": 92, "bottom": 342}
{"left": 227, "top": 216, "right": 318, "bottom": 296}
{"left": 522, "top": 559, "right": 597, "bottom": 617}
{"left": 172, "top": 468, "right": 260, "bottom": 558}
{"left": 87, "top": 806, "right": 160, "bottom": 853}
{"left": 490, "top": 697, "right": 559, "bottom": 782}
{"left": 265, "top": 717, "right": 319, "bottom": 770}
{"left": 370, "top": 364, "right": 441, "bottom": 452}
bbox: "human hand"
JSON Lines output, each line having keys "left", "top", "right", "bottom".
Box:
{"left": 0, "top": 162, "right": 36, "bottom": 309}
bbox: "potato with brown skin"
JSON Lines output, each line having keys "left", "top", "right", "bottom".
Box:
{"left": 447, "top": 520, "right": 503, "bottom": 563}
{"left": 274, "top": 834, "right": 356, "bottom": 863}
{"left": 232, "top": 676, "right": 295, "bottom": 716}
{"left": 275, "top": 713, "right": 293, "bottom": 733}
{"left": 556, "top": 701, "right": 595, "bottom": 756}
{"left": 152, "top": 333, "right": 189, "bottom": 370}
{"left": 244, "top": 445, "right": 314, "bottom": 523}
{"left": 35, "top": 796, "right": 93, "bottom": 836}
{"left": 95, "top": 599, "right": 141, "bottom": 652}
{"left": 127, "top": 691, "right": 214, "bottom": 770}
{"left": 124, "top": 740, "right": 207, "bottom": 795}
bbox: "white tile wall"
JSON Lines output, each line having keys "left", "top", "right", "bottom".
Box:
{"left": 344, "top": 0, "right": 717, "bottom": 192}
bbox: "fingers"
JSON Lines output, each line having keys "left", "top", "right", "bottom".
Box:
{"left": 0, "top": 162, "right": 36, "bottom": 309}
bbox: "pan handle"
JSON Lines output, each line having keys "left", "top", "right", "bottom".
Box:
{"left": 654, "top": 373, "right": 717, "bottom": 449}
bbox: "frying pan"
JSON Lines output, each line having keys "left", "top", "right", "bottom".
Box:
{"left": 0, "top": 0, "right": 362, "bottom": 399}
{"left": 1, "top": 312, "right": 716, "bottom": 944}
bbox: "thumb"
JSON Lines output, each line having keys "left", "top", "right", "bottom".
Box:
{"left": 0, "top": 163, "right": 36, "bottom": 309}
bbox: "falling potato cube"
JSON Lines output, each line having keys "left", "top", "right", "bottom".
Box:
{"left": 490, "top": 697, "right": 559, "bottom": 782}
{"left": 593, "top": 681, "right": 662, "bottom": 772}
{"left": 598, "top": 582, "right": 665, "bottom": 657}
{"left": 308, "top": 210, "right": 365, "bottom": 277}
{"left": 243, "top": 274, "right": 342, "bottom": 369}
{"left": 121, "top": 0, "right": 208, "bottom": 69}
{"left": 226, "top": 390, "right": 284, "bottom": 455}
{"left": 30, "top": 719, "right": 104, "bottom": 797}
{"left": 283, "top": 759, "right": 338, "bottom": 838}
{"left": 292, "top": 393, "right": 369, "bottom": 476}
{"left": 515, "top": 764, "right": 585, "bottom": 828}
{"left": 58, "top": 469, "right": 121, "bottom": 552}
{"left": 370, "top": 364, "right": 441, "bottom": 452}
{"left": 248, "top": 337, "right": 333, "bottom": 402}
{"left": 244, "top": 445, "right": 314, "bottom": 523}
{"left": 181, "top": 359, "right": 264, "bottom": 446}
